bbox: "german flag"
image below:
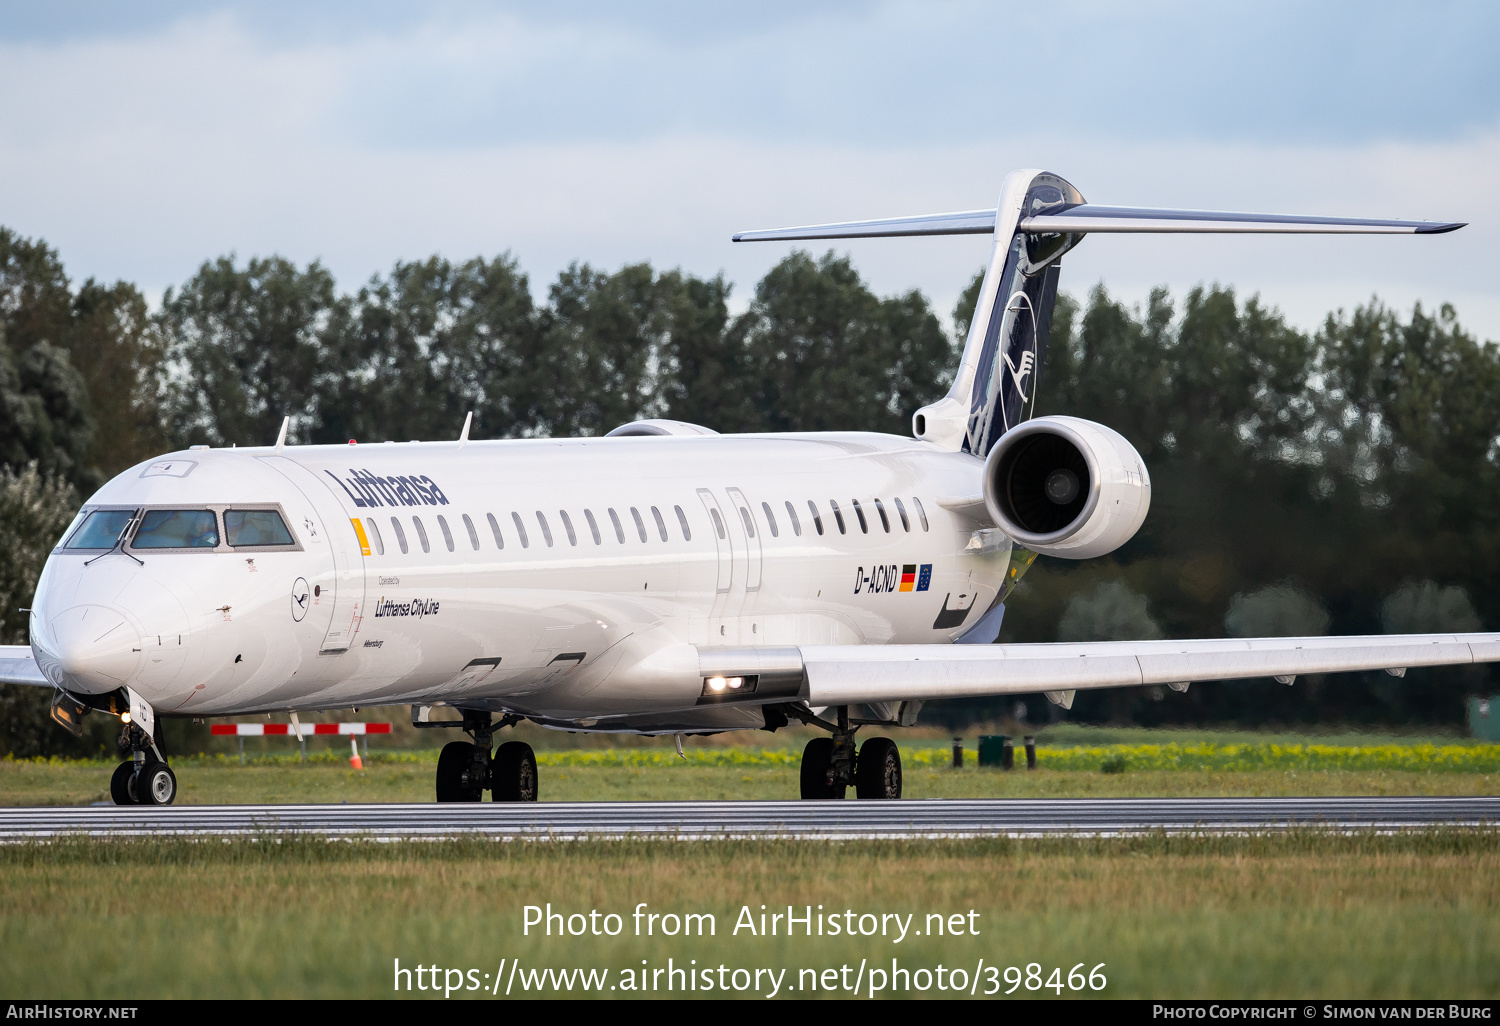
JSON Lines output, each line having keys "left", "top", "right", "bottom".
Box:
{"left": 899, "top": 564, "right": 917, "bottom": 592}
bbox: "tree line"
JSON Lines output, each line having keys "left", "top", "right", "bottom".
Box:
{"left": 2, "top": 224, "right": 1497, "bottom": 752}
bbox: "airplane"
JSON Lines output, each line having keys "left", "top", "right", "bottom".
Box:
{"left": 2, "top": 168, "right": 1493, "bottom": 807}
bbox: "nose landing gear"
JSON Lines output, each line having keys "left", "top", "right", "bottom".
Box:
{"left": 110, "top": 721, "right": 176, "bottom": 806}
{"left": 432, "top": 711, "right": 535, "bottom": 803}
{"left": 790, "top": 705, "right": 903, "bottom": 800}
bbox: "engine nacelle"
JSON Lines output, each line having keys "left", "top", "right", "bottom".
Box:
{"left": 982, "top": 416, "right": 1151, "bottom": 559}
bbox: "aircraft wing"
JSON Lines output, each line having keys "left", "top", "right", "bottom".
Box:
{"left": 0, "top": 645, "right": 47, "bottom": 687}
{"left": 734, "top": 633, "right": 1500, "bottom": 709}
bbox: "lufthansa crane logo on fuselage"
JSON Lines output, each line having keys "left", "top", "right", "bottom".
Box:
{"left": 290, "top": 577, "right": 310, "bottom": 622}
{"left": 324, "top": 468, "right": 450, "bottom": 509}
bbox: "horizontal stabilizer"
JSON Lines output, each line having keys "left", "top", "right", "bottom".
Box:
{"left": 734, "top": 205, "right": 1462, "bottom": 242}
{"left": 1020, "top": 205, "right": 1465, "bottom": 235}
{"left": 733, "top": 209, "right": 996, "bottom": 242}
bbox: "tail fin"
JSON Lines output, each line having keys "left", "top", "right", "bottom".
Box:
{"left": 733, "top": 171, "right": 1463, "bottom": 456}
{"left": 934, "top": 170, "right": 1084, "bottom": 457}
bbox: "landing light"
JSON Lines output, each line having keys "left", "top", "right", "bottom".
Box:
{"left": 120, "top": 712, "right": 131, "bottom": 724}
{"left": 701, "top": 674, "right": 757, "bottom": 698}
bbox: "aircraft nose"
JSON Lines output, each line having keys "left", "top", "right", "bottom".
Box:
{"left": 41, "top": 605, "right": 143, "bottom": 693}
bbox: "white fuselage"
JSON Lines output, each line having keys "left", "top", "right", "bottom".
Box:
{"left": 28, "top": 432, "right": 1006, "bottom": 731}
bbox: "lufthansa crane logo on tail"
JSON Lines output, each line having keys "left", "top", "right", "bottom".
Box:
{"left": 290, "top": 577, "right": 310, "bottom": 622}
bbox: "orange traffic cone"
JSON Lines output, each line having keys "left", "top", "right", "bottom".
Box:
{"left": 349, "top": 736, "right": 364, "bottom": 770}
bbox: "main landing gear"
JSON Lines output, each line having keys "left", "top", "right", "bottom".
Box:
{"left": 110, "top": 722, "right": 176, "bottom": 806}
{"left": 432, "top": 710, "right": 536, "bottom": 803}
{"left": 792, "top": 705, "right": 903, "bottom": 800}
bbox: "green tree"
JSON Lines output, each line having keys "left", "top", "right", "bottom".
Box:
{"left": 326, "top": 254, "right": 537, "bottom": 443}
{"left": 66, "top": 280, "right": 169, "bottom": 476}
{"left": 733, "top": 251, "right": 955, "bottom": 434}
{"left": 0, "top": 229, "right": 98, "bottom": 490}
{"left": 160, "top": 256, "right": 346, "bottom": 448}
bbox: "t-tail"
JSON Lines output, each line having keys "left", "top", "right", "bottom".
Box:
{"left": 734, "top": 169, "right": 1463, "bottom": 457}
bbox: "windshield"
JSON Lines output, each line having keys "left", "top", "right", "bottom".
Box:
{"left": 225, "top": 509, "right": 295, "bottom": 546}
{"left": 132, "top": 509, "right": 220, "bottom": 549}
{"left": 65, "top": 509, "right": 136, "bottom": 550}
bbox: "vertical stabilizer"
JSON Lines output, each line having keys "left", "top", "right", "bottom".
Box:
{"left": 913, "top": 170, "right": 1085, "bottom": 455}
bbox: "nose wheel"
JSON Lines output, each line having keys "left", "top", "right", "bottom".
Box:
{"left": 110, "top": 713, "right": 175, "bottom": 806}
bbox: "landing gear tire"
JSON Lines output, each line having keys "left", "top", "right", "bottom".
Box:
{"left": 800, "top": 737, "right": 843, "bottom": 799}
{"left": 110, "top": 761, "right": 139, "bottom": 805}
{"left": 855, "top": 737, "right": 902, "bottom": 800}
{"left": 492, "top": 741, "right": 538, "bottom": 802}
{"left": 136, "top": 762, "right": 177, "bottom": 806}
{"left": 436, "top": 741, "right": 483, "bottom": 802}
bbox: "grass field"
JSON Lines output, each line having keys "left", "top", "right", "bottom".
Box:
{"left": 0, "top": 831, "right": 1496, "bottom": 1000}
{"left": 4, "top": 728, "right": 1494, "bottom": 1000}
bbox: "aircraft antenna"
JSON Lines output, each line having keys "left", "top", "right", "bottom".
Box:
{"left": 458, "top": 411, "right": 473, "bottom": 447}
{"left": 274, "top": 416, "right": 291, "bottom": 451}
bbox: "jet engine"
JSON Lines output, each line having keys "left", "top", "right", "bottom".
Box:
{"left": 982, "top": 416, "right": 1150, "bottom": 559}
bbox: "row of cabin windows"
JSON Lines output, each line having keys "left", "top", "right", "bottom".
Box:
{"left": 358, "top": 496, "right": 929, "bottom": 557}
{"left": 743, "top": 497, "right": 929, "bottom": 539}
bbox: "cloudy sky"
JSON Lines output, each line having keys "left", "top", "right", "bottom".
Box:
{"left": 2, "top": 1, "right": 1497, "bottom": 337}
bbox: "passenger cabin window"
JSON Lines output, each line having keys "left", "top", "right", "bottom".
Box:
{"left": 761, "top": 501, "right": 778, "bottom": 538}
{"left": 851, "top": 499, "right": 868, "bottom": 534}
{"left": 536, "top": 511, "right": 554, "bottom": 547}
{"left": 363, "top": 518, "right": 385, "bottom": 555}
{"left": 630, "top": 507, "right": 647, "bottom": 542}
{"left": 226, "top": 509, "right": 295, "bottom": 546}
{"left": 560, "top": 510, "right": 577, "bottom": 546}
{"left": 674, "top": 505, "right": 692, "bottom": 541}
{"left": 651, "top": 506, "right": 668, "bottom": 542}
{"left": 894, "top": 497, "right": 911, "bottom": 532}
{"left": 738, "top": 504, "right": 756, "bottom": 538}
{"left": 807, "top": 500, "right": 824, "bottom": 536}
{"left": 511, "top": 512, "right": 529, "bottom": 548}
{"left": 462, "top": 514, "right": 479, "bottom": 550}
{"left": 710, "top": 508, "right": 726, "bottom": 539}
{"left": 437, "top": 515, "right": 455, "bottom": 552}
{"left": 412, "top": 517, "right": 431, "bottom": 553}
{"left": 873, "top": 498, "right": 890, "bottom": 533}
{"left": 913, "top": 497, "right": 929, "bottom": 531}
{"left": 487, "top": 512, "right": 505, "bottom": 549}
{"left": 134, "top": 509, "right": 218, "bottom": 548}
{"left": 784, "top": 501, "right": 802, "bottom": 536}
{"left": 66, "top": 509, "right": 135, "bottom": 550}
{"left": 608, "top": 508, "right": 625, "bottom": 543}
{"left": 584, "top": 509, "right": 602, "bottom": 544}
{"left": 391, "top": 517, "right": 409, "bottom": 554}
{"left": 828, "top": 500, "right": 846, "bottom": 535}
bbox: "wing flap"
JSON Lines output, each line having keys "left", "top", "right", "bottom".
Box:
{"left": 0, "top": 645, "right": 47, "bottom": 687}
{"left": 799, "top": 633, "right": 1500, "bottom": 706}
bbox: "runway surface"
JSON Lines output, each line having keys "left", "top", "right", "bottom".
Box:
{"left": 0, "top": 797, "right": 1496, "bottom": 840}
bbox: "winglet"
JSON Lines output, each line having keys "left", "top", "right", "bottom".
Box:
{"left": 458, "top": 411, "right": 473, "bottom": 447}
{"left": 274, "top": 416, "right": 291, "bottom": 451}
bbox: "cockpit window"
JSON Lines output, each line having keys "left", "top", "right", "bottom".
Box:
{"left": 225, "top": 509, "right": 295, "bottom": 546}
{"left": 132, "top": 509, "right": 219, "bottom": 548}
{"left": 66, "top": 509, "right": 136, "bottom": 550}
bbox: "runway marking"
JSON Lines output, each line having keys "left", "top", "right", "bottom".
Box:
{"left": 0, "top": 798, "right": 1495, "bottom": 841}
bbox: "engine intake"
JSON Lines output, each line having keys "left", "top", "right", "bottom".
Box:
{"left": 982, "top": 416, "right": 1150, "bottom": 559}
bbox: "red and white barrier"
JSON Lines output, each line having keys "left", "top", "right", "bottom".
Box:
{"left": 213, "top": 721, "right": 391, "bottom": 767}
{"left": 211, "top": 723, "right": 391, "bottom": 736}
